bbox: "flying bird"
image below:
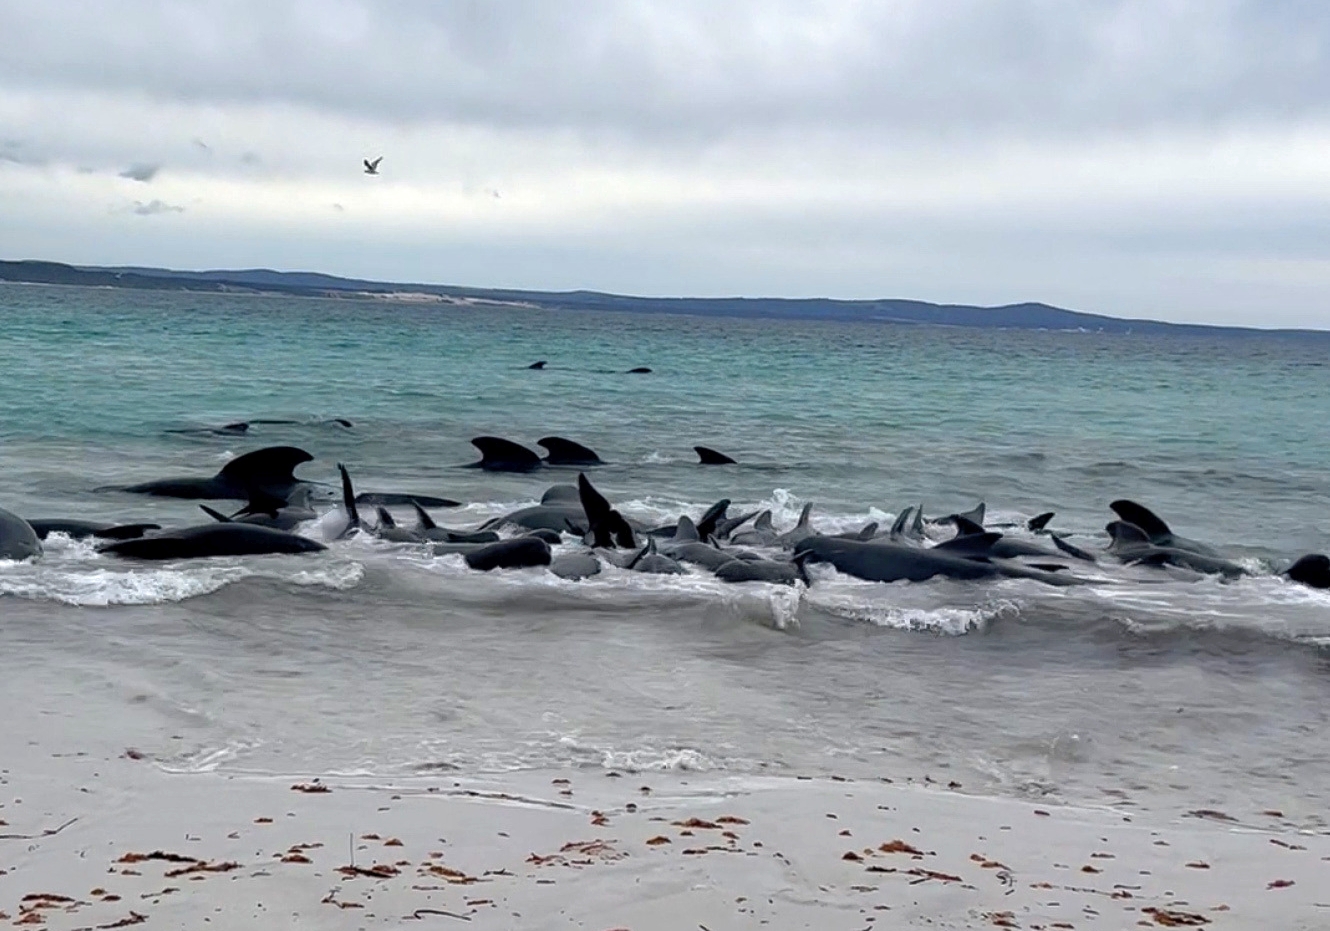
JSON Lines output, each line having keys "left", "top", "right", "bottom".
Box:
{"left": 363, "top": 156, "right": 382, "bottom": 175}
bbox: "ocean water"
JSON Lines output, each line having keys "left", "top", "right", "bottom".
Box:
{"left": 2, "top": 282, "right": 1329, "bottom": 822}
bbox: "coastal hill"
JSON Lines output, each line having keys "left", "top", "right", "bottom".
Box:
{"left": 0, "top": 258, "right": 1316, "bottom": 336}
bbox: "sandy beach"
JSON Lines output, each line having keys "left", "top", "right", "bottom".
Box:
{"left": 2, "top": 734, "right": 1326, "bottom": 931}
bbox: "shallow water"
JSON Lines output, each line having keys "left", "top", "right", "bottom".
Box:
{"left": 3, "top": 282, "right": 1329, "bottom": 822}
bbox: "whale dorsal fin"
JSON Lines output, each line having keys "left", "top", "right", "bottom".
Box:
{"left": 856, "top": 522, "right": 878, "bottom": 541}
{"left": 537, "top": 436, "right": 603, "bottom": 465}
{"left": 200, "top": 505, "right": 232, "bottom": 523}
{"left": 217, "top": 446, "right": 313, "bottom": 491}
{"left": 578, "top": 472, "right": 634, "bottom": 548}
{"left": 675, "top": 515, "right": 699, "bottom": 542}
{"left": 954, "top": 502, "right": 985, "bottom": 526}
{"left": 234, "top": 489, "right": 288, "bottom": 519}
{"left": 469, "top": 436, "right": 542, "bottom": 472}
{"left": 950, "top": 515, "right": 986, "bottom": 537}
{"left": 694, "top": 446, "right": 736, "bottom": 465}
{"left": 411, "top": 500, "right": 438, "bottom": 530}
{"left": 934, "top": 531, "right": 1002, "bottom": 555}
{"left": 911, "top": 505, "right": 924, "bottom": 536}
{"left": 1105, "top": 520, "right": 1151, "bottom": 548}
{"left": 754, "top": 510, "right": 773, "bottom": 531}
{"left": 796, "top": 503, "right": 812, "bottom": 528}
{"left": 695, "top": 498, "right": 730, "bottom": 540}
{"left": 1109, "top": 500, "right": 1172, "bottom": 542}
{"left": 338, "top": 463, "right": 361, "bottom": 530}
{"left": 1027, "top": 511, "right": 1055, "bottom": 532}
{"left": 889, "top": 507, "right": 912, "bottom": 538}
{"left": 376, "top": 507, "right": 397, "bottom": 528}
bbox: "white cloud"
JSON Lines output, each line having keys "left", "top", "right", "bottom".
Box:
{"left": 1, "top": 1, "right": 1329, "bottom": 326}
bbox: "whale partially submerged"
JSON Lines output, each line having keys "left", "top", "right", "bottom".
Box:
{"left": 118, "top": 446, "right": 315, "bottom": 501}
{"left": 100, "top": 523, "right": 326, "bottom": 560}
{"left": 0, "top": 507, "right": 42, "bottom": 561}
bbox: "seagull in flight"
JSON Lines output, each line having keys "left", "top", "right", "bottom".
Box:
{"left": 363, "top": 156, "right": 383, "bottom": 175}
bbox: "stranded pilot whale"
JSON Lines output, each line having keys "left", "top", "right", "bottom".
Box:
{"left": 100, "top": 523, "right": 326, "bottom": 560}
{"left": 27, "top": 519, "right": 160, "bottom": 541}
{"left": 116, "top": 446, "right": 315, "bottom": 501}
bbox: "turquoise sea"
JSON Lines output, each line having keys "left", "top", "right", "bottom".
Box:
{"left": 2, "top": 282, "right": 1328, "bottom": 824}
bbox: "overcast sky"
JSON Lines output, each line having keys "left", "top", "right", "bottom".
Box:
{"left": 2, "top": 1, "right": 1329, "bottom": 328}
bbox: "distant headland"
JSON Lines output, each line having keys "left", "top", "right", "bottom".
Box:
{"left": 0, "top": 258, "right": 1323, "bottom": 337}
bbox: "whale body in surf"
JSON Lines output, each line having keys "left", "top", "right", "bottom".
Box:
{"left": 0, "top": 507, "right": 42, "bottom": 561}
{"left": 26, "top": 519, "right": 160, "bottom": 541}
{"left": 118, "top": 446, "right": 315, "bottom": 501}
{"left": 100, "top": 523, "right": 327, "bottom": 560}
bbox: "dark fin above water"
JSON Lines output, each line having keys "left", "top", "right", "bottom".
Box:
{"left": 376, "top": 507, "right": 397, "bottom": 528}
{"left": 695, "top": 446, "right": 736, "bottom": 465}
{"left": 234, "top": 489, "right": 289, "bottom": 519}
{"left": 200, "top": 506, "right": 232, "bottom": 523}
{"left": 889, "top": 507, "right": 913, "bottom": 538}
{"left": 217, "top": 446, "right": 314, "bottom": 491}
{"left": 1027, "top": 511, "right": 1055, "bottom": 533}
{"left": 1051, "top": 533, "right": 1097, "bottom": 562}
{"left": 674, "top": 515, "right": 700, "bottom": 542}
{"left": 411, "top": 501, "right": 438, "bottom": 531}
{"left": 1109, "top": 500, "right": 1172, "bottom": 542}
{"left": 627, "top": 366, "right": 652, "bottom": 374}
{"left": 955, "top": 502, "right": 986, "bottom": 526}
{"left": 626, "top": 537, "right": 654, "bottom": 570}
{"left": 855, "top": 522, "right": 878, "bottom": 541}
{"left": 528, "top": 360, "right": 547, "bottom": 370}
{"left": 469, "top": 436, "right": 543, "bottom": 472}
{"left": 1286, "top": 553, "right": 1330, "bottom": 589}
{"left": 577, "top": 472, "right": 635, "bottom": 548}
{"left": 354, "top": 493, "right": 461, "bottom": 508}
{"left": 338, "top": 463, "right": 361, "bottom": 531}
{"left": 695, "top": 499, "right": 730, "bottom": 540}
{"left": 933, "top": 531, "right": 1003, "bottom": 556}
{"left": 1105, "top": 520, "right": 1151, "bottom": 548}
{"left": 538, "top": 436, "right": 603, "bottom": 466}
{"left": 754, "top": 510, "right": 773, "bottom": 531}
{"left": 950, "top": 515, "right": 986, "bottom": 537}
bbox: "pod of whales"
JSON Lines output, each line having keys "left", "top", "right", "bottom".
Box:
{"left": 4, "top": 441, "right": 1328, "bottom": 595}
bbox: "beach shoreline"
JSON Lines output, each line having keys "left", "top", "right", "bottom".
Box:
{"left": 3, "top": 738, "right": 1325, "bottom": 930}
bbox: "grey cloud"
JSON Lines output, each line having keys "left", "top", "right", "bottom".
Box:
{"left": 1, "top": 2, "right": 1329, "bottom": 142}
{"left": 130, "top": 199, "right": 185, "bottom": 215}
{"left": 119, "top": 162, "right": 160, "bottom": 182}
{"left": 0, "top": 138, "right": 46, "bottom": 165}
